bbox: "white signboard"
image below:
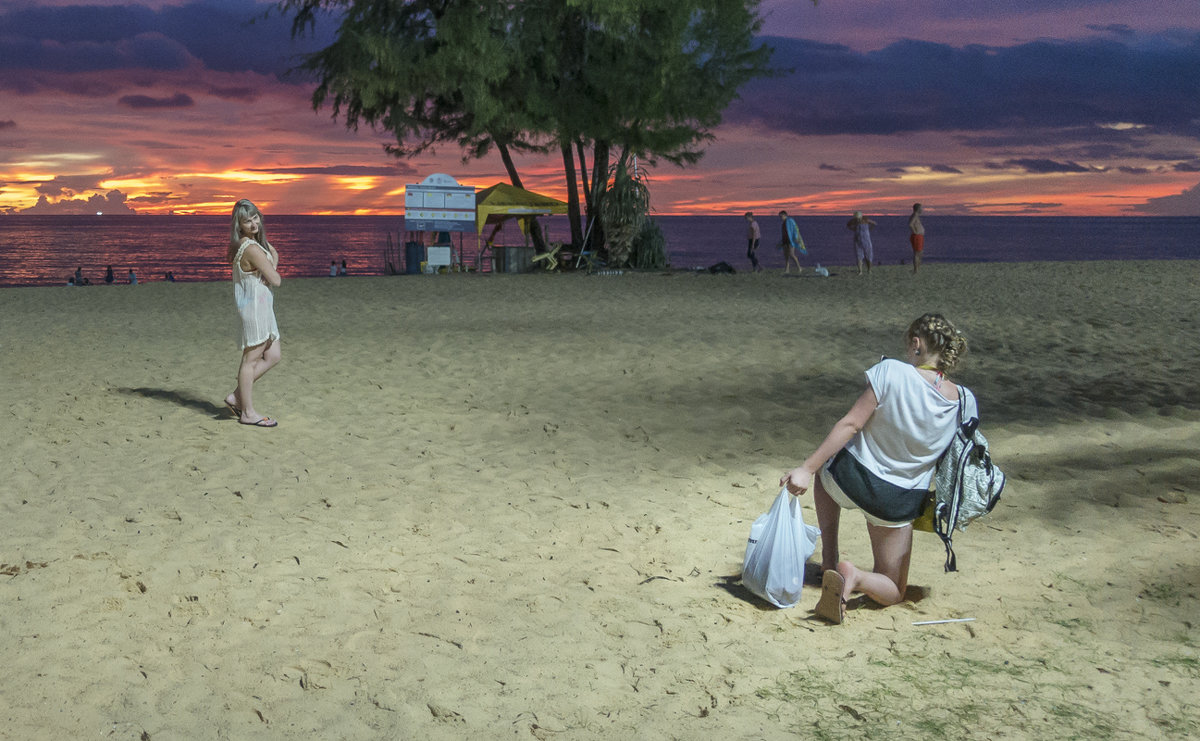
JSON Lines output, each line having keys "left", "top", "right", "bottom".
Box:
{"left": 404, "top": 173, "right": 476, "bottom": 232}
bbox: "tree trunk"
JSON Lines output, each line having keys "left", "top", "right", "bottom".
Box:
{"left": 588, "top": 140, "right": 610, "bottom": 255}
{"left": 497, "top": 139, "right": 548, "bottom": 253}
{"left": 576, "top": 139, "right": 591, "bottom": 207}
{"left": 498, "top": 140, "right": 524, "bottom": 189}
{"left": 561, "top": 141, "right": 583, "bottom": 247}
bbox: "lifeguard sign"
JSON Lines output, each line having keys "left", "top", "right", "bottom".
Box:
{"left": 404, "top": 173, "right": 476, "bottom": 232}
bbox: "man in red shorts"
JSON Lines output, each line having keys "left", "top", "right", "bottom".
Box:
{"left": 908, "top": 203, "right": 925, "bottom": 274}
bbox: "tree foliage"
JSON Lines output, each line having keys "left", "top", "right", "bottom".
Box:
{"left": 280, "top": 0, "right": 773, "bottom": 258}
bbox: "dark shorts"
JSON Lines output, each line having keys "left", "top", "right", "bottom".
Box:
{"left": 910, "top": 234, "right": 924, "bottom": 252}
{"left": 823, "top": 449, "right": 927, "bottom": 526}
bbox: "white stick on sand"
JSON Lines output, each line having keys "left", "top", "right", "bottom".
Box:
{"left": 912, "top": 618, "right": 976, "bottom": 625}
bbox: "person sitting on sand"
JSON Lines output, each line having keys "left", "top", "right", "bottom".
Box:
{"left": 846, "top": 211, "right": 876, "bottom": 275}
{"left": 224, "top": 198, "right": 282, "bottom": 428}
{"left": 780, "top": 313, "right": 972, "bottom": 624}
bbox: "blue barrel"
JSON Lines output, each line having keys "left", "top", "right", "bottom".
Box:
{"left": 405, "top": 241, "right": 424, "bottom": 274}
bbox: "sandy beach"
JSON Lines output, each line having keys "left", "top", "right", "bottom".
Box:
{"left": 2, "top": 261, "right": 1198, "bottom": 739}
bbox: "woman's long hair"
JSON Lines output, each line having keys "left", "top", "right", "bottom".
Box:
{"left": 227, "top": 199, "right": 267, "bottom": 264}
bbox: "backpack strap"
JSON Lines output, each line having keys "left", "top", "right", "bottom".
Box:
{"left": 935, "top": 388, "right": 973, "bottom": 573}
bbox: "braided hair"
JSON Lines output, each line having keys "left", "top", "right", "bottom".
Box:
{"left": 906, "top": 313, "right": 967, "bottom": 373}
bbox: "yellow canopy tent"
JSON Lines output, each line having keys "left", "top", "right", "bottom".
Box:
{"left": 474, "top": 182, "right": 568, "bottom": 234}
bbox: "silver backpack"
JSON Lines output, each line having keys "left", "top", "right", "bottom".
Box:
{"left": 932, "top": 387, "right": 1005, "bottom": 572}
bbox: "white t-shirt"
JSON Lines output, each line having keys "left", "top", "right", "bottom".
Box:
{"left": 845, "top": 358, "right": 975, "bottom": 489}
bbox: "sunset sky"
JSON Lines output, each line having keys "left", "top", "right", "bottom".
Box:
{"left": 2, "top": 0, "right": 1198, "bottom": 217}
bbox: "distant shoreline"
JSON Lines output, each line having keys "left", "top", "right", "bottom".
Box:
{"left": 2, "top": 213, "right": 1197, "bottom": 287}
{"left": 5, "top": 257, "right": 1199, "bottom": 291}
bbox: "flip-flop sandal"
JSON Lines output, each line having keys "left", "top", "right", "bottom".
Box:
{"left": 239, "top": 417, "right": 278, "bottom": 428}
{"left": 224, "top": 400, "right": 242, "bottom": 417}
{"left": 815, "top": 570, "right": 847, "bottom": 625}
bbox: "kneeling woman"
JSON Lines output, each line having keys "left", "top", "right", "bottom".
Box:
{"left": 224, "top": 199, "right": 282, "bottom": 427}
{"left": 781, "top": 314, "right": 972, "bottom": 623}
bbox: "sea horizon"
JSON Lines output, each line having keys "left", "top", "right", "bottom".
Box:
{"left": 1, "top": 213, "right": 1197, "bottom": 288}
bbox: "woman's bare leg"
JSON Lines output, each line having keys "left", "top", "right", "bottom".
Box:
{"left": 812, "top": 476, "right": 841, "bottom": 572}
{"left": 837, "top": 523, "right": 913, "bottom": 606}
{"left": 233, "top": 339, "right": 280, "bottom": 422}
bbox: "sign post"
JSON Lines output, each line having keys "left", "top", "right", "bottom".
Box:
{"left": 403, "top": 173, "right": 476, "bottom": 233}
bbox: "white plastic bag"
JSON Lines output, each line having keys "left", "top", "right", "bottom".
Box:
{"left": 741, "top": 488, "right": 821, "bottom": 608}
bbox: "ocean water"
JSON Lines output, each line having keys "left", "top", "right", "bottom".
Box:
{"left": 0, "top": 214, "right": 1196, "bottom": 287}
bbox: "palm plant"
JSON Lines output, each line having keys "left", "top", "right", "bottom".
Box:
{"left": 631, "top": 218, "right": 668, "bottom": 270}
{"left": 598, "top": 157, "right": 650, "bottom": 268}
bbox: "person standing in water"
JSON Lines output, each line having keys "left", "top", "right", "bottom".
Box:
{"left": 778, "top": 210, "right": 805, "bottom": 274}
{"left": 224, "top": 199, "right": 282, "bottom": 428}
{"left": 908, "top": 203, "right": 925, "bottom": 274}
{"left": 846, "top": 211, "right": 876, "bottom": 275}
{"left": 744, "top": 212, "right": 762, "bottom": 272}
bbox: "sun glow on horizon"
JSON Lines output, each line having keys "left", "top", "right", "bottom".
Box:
{"left": 179, "top": 170, "right": 306, "bottom": 185}
{"left": 334, "top": 176, "right": 382, "bottom": 191}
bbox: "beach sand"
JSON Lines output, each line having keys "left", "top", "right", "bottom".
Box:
{"left": 2, "top": 261, "right": 1198, "bottom": 739}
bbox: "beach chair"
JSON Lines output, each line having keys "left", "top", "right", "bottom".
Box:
{"left": 531, "top": 242, "right": 564, "bottom": 271}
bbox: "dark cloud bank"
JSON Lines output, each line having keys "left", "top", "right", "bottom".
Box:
{"left": 738, "top": 34, "right": 1200, "bottom": 139}
{"left": 0, "top": 1, "right": 334, "bottom": 79}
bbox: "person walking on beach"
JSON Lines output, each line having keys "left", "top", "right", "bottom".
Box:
{"left": 780, "top": 314, "right": 971, "bottom": 624}
{"left": 744, "top": 212, "right": 762, "bottom": 272}
{"left": 127, "top": 268, "right": 137, "bottom": 285}
{"left": 846, "top": 211, "right": 876, "bottom": 275}
{"left": 224, "top": 198, "right": 282, "bottom": 428}
{"left": 105, "top": 265, "right": 114, "bottom": 284}
{"left": 908, "top": 203, "right": 925, "bottom": 274}
{"left": 778, "top": 210, "right": 805, "bottom": 274}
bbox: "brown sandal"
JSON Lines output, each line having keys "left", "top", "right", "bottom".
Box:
{"left": 815, "top": 570, "right": 847, "bottom": 625}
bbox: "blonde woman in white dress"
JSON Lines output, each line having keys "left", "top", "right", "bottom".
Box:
{"left": 223, "top": 199, "right": 282, "bottom": 427}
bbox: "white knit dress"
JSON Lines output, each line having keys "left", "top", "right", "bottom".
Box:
{"left": 233, "top": 237, "right": 280, "bottom": 350}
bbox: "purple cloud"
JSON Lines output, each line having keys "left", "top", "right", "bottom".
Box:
{"left": 118, "top": 93, "right": 194, "bottom": 109}
{"left": 21, "top": 189, "right": 136, "bottom": 214}
{"left": 1140, "top": 179, "right": 1200, "bottom": 214}
{"left": 35, "top": 174, "right": 109, "bottom": 196}
{"left": 0, "top": 2, "right": 335, "bottom": 78}
{"left": 1003, "top": 159, "right": 1099, "bottom": 174}
{"left": 734, "top": 33, "right": 1200, "bottom": 143}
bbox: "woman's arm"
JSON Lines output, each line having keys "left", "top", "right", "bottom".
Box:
{"left": 244, "top": 242, "right": 282, "bottom": 287}
{"left": 780, "top": 386, "right": 878, "bottom": 495}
